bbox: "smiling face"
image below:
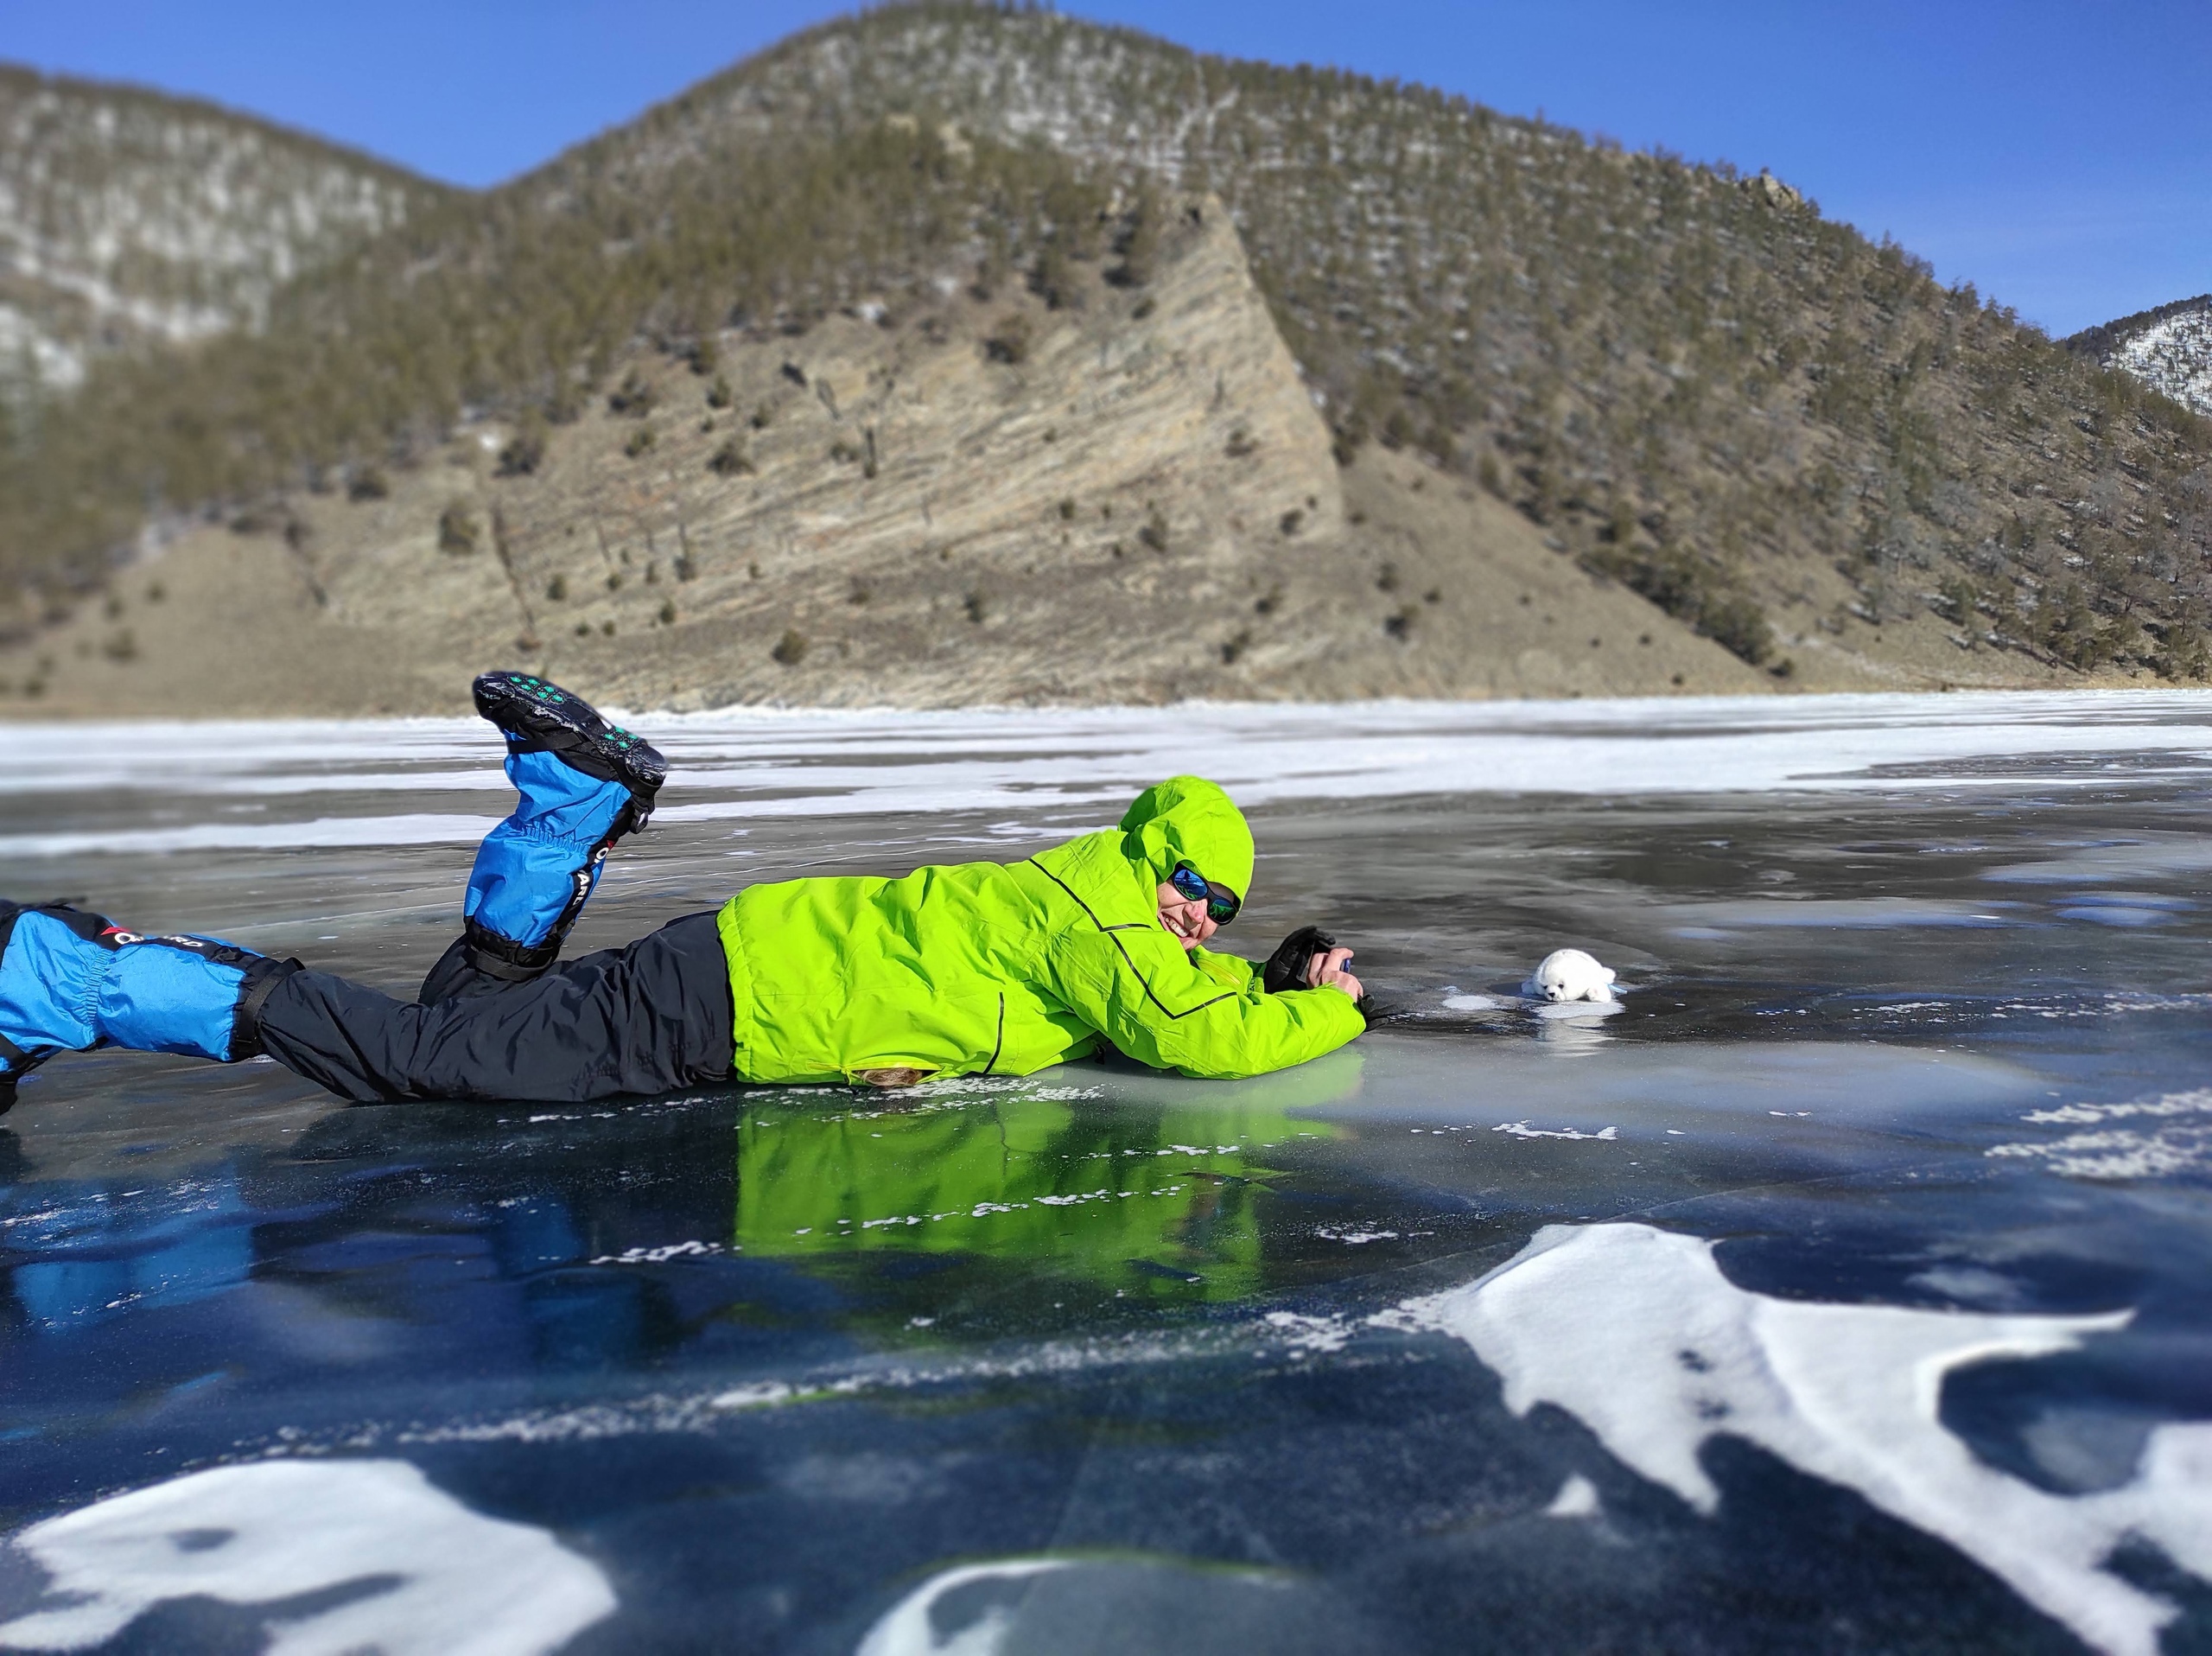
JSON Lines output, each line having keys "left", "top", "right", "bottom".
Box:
{"left": 1156, "top": 883, "right": 1218, "bottom": 950}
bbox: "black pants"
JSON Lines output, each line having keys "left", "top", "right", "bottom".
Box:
{"left": 256, "top": 911, "right": 734, "bottom": 1104}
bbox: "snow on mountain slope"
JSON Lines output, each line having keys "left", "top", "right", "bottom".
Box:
{"left": 2068, "top": 293, "right": 2212, "bottom": 417}
{"left": 0, "top": 65, "right": 449, "bottom": 397}
{"left": 2110, "top": 302, "right": 2212, "bottom": 417}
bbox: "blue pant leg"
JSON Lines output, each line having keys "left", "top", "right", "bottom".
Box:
{"left": 0, "top": 905, "right": 294, "bottom": 1106}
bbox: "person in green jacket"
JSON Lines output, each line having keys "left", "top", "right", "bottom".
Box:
{"left": 0, "top": 675, "right": 1369, "bottom": 1107}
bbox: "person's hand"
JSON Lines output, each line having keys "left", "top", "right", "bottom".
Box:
{"left": 1306, "top": 946, "right": 1362, "bottom": 1001}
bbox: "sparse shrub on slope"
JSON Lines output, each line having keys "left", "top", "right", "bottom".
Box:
{"left": 436, "top": 500, "right": 478, "bottom": 554}
{"left": 496, "top": 418, "right": 547, "bottom": 476}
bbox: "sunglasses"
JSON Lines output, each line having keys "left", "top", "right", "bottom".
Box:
{"left": 1168, "top": 862, "right": 1242, "bottom": 926}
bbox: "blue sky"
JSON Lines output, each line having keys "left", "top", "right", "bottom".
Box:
{"left": 3, "top": 1, "right": 2204, "bottom": 336}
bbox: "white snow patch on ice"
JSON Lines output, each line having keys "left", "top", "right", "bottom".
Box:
{"left": 588, "top": 1239, "right": 723, "bottom": 1264}
{"left": 2023, "top": 1090, "right": 2212, "bottom": 1126}
{"left": 1544, "top": 1474, "right": 1602, "bottom": 1519}
{"left": 1262, "top": 1310, "right": 1352, "bottom": 1354}
{"left": 0, "top": 1458, "right": 615, "bottom": 1656}
{"left": 711, "top": 1381, "right": 798, "bottom": 1411}
{"left": 1394, "top": 1221, "right": 2212, "bottom": 1656}
{"left": 1988, "top": 1131, "right": 2212, "bottom": 1181}
{"left": 1989, "top": 1088, "right": 2212, "bottom": 1180}
{"left": 856, "top": 1557, "right": 1073, "bottom": 1656}
{"left": 1492, "top": 1121, "right": 1618, "bottom": 1140}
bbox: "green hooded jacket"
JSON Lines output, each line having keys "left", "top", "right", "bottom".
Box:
{"left": 714, "top": 775, "right": 1366, "bottom": 1085}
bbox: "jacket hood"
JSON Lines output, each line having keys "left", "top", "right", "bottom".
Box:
{"left": 1117, "top": 776, "right": 1255, "bottom": 902}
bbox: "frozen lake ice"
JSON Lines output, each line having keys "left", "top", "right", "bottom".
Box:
{"left": 3, "top": 690, "right": 2211, "bottom": 1653}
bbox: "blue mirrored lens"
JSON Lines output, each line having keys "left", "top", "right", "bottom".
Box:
{"left": 1171, "top": 863, "right": 1238, "bottom": 924}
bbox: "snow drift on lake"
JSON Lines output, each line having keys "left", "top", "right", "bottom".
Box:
{"left": 1391, "top": 1223, "right": 2212, "bottom": 1656}
{"left": 0, "top": 1459, "right": 614, "bottom": 1656}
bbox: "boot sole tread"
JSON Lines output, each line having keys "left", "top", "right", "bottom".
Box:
{"left": 472, "top": 672, "right": 667, "bottom": 802}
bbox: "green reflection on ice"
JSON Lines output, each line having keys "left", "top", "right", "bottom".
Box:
{"left": 735, "top": 1051, "right": 1365, "bottom": 1305}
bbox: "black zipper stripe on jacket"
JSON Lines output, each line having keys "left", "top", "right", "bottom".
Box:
{"left": 1028, "top": 860, "right": 1235, "bottom": 1022}
{"left": 982, "top": 994, "right": 1006, "bottom": 1076}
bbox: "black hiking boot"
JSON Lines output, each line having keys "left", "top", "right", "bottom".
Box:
{"left": 470, "top": 671, "right": 667, "bottom": 820}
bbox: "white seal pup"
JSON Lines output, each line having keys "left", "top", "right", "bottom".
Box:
{"left": 1525, "top": 948, "right": 1618, "bottom": 1003}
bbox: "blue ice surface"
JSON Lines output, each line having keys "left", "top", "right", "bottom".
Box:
{"left": 1, "top": 694, "right": 2210, "bottom": 1653}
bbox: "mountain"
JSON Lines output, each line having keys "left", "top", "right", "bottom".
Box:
{"left": 2069, "top": 294, "right": 2212, "bottom": 418}
{"left": 3, "top": 4, "right": 2209, "bottom": 714}
{"left": 0, "top": 64, "right": 449, "bottom": 400}
{"left": 11, "top": 176, "right": 1778, "bottom": 714}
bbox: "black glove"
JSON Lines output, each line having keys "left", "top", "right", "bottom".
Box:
{"left": 1263, "top": 925, "right": 1338, "bottom": 995}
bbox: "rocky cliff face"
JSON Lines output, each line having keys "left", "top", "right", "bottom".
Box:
{"left": 310, "top": 196, "right": 1348, "bottom": 707}
{"left": 0, "top": 66, "right": 446, "bottom": 398}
